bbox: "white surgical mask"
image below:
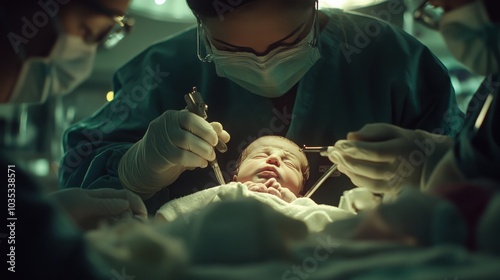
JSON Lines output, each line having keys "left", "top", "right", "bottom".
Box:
{"left": 439, "top": 1, "right": 499, "bottom": 76}
{"left": 208, "top": 19, "right": 321, "bottom": 98}
{"left": 9, "top": 32, "right": 96, "bottom": 104}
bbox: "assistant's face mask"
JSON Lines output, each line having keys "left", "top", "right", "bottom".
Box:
{"left": 206, "top": 16, "right": 321, "bottom": 98}
{"left": 9, "top": 26, "right": 96, "bottom": 104}
{"left": 439, "top": 1, "right": 499, "bottom": 76}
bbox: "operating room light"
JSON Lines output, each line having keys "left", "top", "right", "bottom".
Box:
{"left": 320, "top": 0, "right": 388, "bottom": 9}
{"left": 130, "top": 0, "right": 196, "bottom": 22}
{"left": 106, "top": 91, "right": 114, "bottom": 102}
{"left": 129, "top": 0, "right": 389, "bottom": 23}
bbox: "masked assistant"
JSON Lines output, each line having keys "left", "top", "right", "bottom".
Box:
{"left": 9, "top": 19, "right": 96, "bottom": 104}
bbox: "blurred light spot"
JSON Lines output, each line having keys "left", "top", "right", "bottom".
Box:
{"left": 30, "top": 159, "right": 50, "bottom": 177}
{"left": 320, "top": 0, "right": 386, "bottom": 8}
{"left": 106, "top": 91, "right": 114, "bottom": 102}
{"left": 131, "top": 0, "right": 387, "bottom": 23}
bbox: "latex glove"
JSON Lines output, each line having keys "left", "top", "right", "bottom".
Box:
{"left": 119, "top": 110, "right": 230, "bottom": 198}
{"left": 326, "top": 123, "right": 452, "bottom": 194}
{"left": 243, "top": 178, "right": 298, "bottom": 202}
{"left": 339, "top": 188, "right": 382, "bottom": 213}
{"left": 425, "top": 149, "right": 467, "bottom": 192}
{"left": 49, "top": 188, "right": 148, "bottom": 230}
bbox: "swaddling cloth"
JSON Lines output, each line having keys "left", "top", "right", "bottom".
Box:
{"left": 156, "top": 183, "right": 354, "bottom": 232}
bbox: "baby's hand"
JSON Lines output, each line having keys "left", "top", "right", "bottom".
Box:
{"left": 243, "top": 181, "right": 268, "bottom": 193}
{"left": 277, "top": 186, "right": 298, "bottom": 203}
{"left": 242, "top": 179, "right": 297, "bottom": 203}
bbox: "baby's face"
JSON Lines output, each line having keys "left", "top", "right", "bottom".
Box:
{"left": 235, "top": 137, "right": 307, "bottom": 195}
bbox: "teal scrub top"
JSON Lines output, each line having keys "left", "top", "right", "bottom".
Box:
{"left": 60, "top": 9, "right": 463, "bottom": 212}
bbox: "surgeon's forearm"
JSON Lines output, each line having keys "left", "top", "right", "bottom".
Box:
{"left": 118, "top": 139, "right": 184, "bottom": 199}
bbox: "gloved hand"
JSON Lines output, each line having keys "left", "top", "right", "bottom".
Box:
{"left": 49, "top": 188, "right": 148, "bottom": 230}
{"left": 243, "top": 178, "right": 298, "bottom": 202}
{"left": 119, "top": 110, "right": 230, "bottom": 198}
{"left": 325, "top": 123, "right": 452, "bottom": 194}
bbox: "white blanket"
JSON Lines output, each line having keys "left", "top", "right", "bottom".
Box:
{"left": 89, "top": 191, "right": 500, "bottom": 280}
{"left": 155, "top": 197, "right": 500, "bottom": 280}
{"left": 156, "top": 183, "right": 355, "bottom": 232}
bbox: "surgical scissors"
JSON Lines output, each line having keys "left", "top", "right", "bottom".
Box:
{"left": 185, "top": 87, "right": 227, "bottom": 185}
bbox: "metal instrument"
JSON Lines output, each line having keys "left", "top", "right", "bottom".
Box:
{"left": 301, "top": 145, "right": 337, "bottom": 198}
{"left": 303, "top": 164, "right": 338, "bottom": 198}
{"left": 301, "top": 145, "right": 334, "bottom": 156}
{"left": 185, "top": 87, "right": 227, "bottom": 185}
{"left": 473, "top": 93, "right": 494, "bottom": 133}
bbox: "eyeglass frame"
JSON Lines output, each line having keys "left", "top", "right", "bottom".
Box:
{"left": 98, "top": 15, "right": 135, "bottom": 49}
{"left": 196, "top": 0, "right": 320, "bottom": 63}
{"left": 80, "top": 0, "right": 135, "bottom": 48}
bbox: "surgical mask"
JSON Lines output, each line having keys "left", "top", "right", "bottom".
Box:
{"left": 9, "top": 31, "right": 96, "bottom": 104}
{"left": 439, "top": 1, "right": 499, "bottom": 76}
{"left": 207, "top": 20, "right": 321, "bottom": 98}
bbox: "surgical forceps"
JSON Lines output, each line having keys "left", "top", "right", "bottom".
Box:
{"left": 302, "top": 145, "right": 338, "bottom": 198}
{"left": 185, "top": 87, "right": 227, "bottom": 185}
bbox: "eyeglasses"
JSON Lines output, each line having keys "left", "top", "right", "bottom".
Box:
{"left": 80, "top": 0, "right": 135, "bottom": 49}
{"left": 413, "top": 0, "right": 443, "bottom": 30}
{"left": 196, "top": 19, "right": 212, "bottom": 62}
{"left": 197, "top": 0, "right": 319, "bottom": 62}
{"left": 98, "top": 15, "right": 135, "bottom": 49}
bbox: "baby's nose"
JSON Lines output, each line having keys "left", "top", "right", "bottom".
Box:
{"left": 266, "top": 155, "right": 280, "bottom": 166}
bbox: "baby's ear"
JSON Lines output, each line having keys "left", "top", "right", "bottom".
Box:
{"left": 232, "top": 175, "right": 238, "bottom": 182}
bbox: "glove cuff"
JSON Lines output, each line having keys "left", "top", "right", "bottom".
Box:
{"left": 417, "top": 131, "right": 453, "bottom": 189}
{"left": 118, "top": 139, "right": 184, "bottom": 198}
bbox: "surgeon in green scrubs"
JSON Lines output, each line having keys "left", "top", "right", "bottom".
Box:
{"left": 60, "top": 0, "right": 463, "bottom": 212}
